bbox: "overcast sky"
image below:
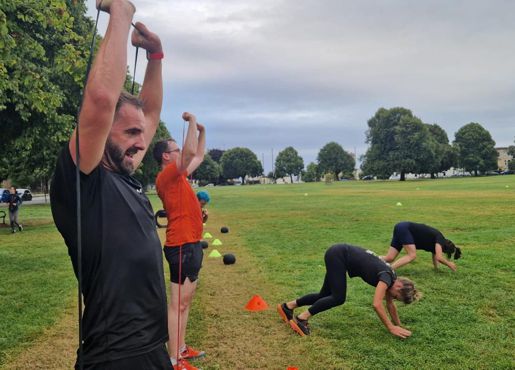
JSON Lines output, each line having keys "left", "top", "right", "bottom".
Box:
{"left": 86, "top": 0, "right": 515, "bottom": 173}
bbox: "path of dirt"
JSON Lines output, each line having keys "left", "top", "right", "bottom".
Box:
{"left": 3, "top": 216, "right": 346, "bottom": 369}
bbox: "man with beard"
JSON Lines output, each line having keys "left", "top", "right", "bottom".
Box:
{"left": 50, "top": 1, "right": 169, "bottom": 369}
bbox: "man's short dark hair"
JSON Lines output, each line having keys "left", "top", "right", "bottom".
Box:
{"left": 115, "top": 91, "right": 144, "bottom": 116}
{"left": 153, "top": 139, "right": 175, "bottom": 165}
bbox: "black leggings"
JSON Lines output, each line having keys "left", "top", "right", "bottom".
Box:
{"left": 296, "top": 244, "right": 348, "bottom": 316}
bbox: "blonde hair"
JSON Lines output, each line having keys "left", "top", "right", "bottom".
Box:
{"left": 397, "top": 277, "right": 422, "bottom": 304}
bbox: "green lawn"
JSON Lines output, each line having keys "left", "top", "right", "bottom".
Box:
{"left": 0, "top": 176, "right": 514, "bottom": 369}
{"left": 0, "top": 204, "right": 76, "bottom": 365}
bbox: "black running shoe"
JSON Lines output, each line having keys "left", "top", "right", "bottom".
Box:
{"left": 277, "top": 303, "right": 294, "bottom": 323}
{"left": 289, "top": 316, "right": 311, "bottom": 336}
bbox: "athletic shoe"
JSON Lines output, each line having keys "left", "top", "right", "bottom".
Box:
{"left": 11, "top": 229, "right": 16, "bottom": 234}
{"left": 180, "top": 345, "right": 206, "bottom": 360}
{"left": 173, "top": 359, "right": 200, "bottom": 370}
{"left": 289, "top": 316, "right": 311, "bottom": 336}
{"left": 277, "top": 303, "right": 294, "bottom": 323}
{"left": 18, "top": 225, "right": 23, "bottom": 232}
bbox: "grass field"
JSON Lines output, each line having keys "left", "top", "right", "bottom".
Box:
{"left": 0, "top": 176, "right": 514, "bottom": 369}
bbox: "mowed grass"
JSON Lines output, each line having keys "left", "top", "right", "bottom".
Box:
{"left": 191, "top": 176, "right": 515, "bottom": 369}
{"left": 0, "top": 204, "right": 76, "bottom": 366}
{"left": 1, "top": 176, "right": 514, "bottom": 369}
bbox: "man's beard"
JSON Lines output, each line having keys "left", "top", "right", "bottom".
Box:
{"left": 104, "top": 139, "right": 138, "bottom": 176}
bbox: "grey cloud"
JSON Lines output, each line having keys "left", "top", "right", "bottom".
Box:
{"left": 87, "top": 0, "right": 515, "bottom": 173}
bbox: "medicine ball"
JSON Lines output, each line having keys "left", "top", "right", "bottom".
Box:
{"left": 223, "top": 253, "right": 236, "bottom": 265}
{"left": 200, "top": 240, "right": 209, "bottom": 249}
{"left": 221, "top": 226, "right": 229, "bottom": 233}
{"left": 155, "top": 209, "right": 167, "bottom": 228}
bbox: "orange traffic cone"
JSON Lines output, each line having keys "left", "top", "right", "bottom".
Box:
{"left": 244, "top": 294, "right": 269, "bottom": 311}
{"left": 287, "top": 367, "right": 299, "bottom": 370}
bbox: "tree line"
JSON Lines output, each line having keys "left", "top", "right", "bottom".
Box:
{"left": 361, "top": 107, "right": 504, "bottom": 180}
{"left": 1, "top": 2, "right": 512, "bottom": 189}
{"left": 190, "top": 142, "right": 356, "bottom": 186}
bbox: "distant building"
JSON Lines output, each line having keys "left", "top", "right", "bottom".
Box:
{"left": 496, "top": 147, "right": 513, "bottom": 171}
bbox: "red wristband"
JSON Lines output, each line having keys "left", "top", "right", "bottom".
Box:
{"left": 147, "top": 51, "right": 164, "bottom": 60}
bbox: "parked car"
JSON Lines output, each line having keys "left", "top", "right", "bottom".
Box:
{"left": 362, "top": 175, "right": 374, "bottom": 180}
{"left": 18, "top": 189, "right": 33, "bottom": 201}
{"left": 1, "top": 189, "right": 9, "bottom": 203}
{"left": 501, "top": 170, "right": 514, "bottom": 175}
{"left": 0, "top": 188, "right": 32, "bottom": 202}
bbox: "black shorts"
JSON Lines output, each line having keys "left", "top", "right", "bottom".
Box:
{"left": 390, "top": 222, "right": 414, "bottom": 251}
{"left": 76, "top": 344, "right": 170, "bottom": 370}
{"left": 164, "top": 242, "right": 203, "bottom": 284}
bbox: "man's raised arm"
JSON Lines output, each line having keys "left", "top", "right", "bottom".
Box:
{"left": 70, "top": 0, "right": 135, "bottom": 174}
{"left": 131, "top": 22, "right": 163, "bottom": 167}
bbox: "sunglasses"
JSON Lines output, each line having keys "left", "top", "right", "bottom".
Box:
{"left": 165, "top": 149, "right": 180, "bottom": 154}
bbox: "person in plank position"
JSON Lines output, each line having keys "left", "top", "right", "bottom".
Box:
{"left": 381, "top": 221, "right": 461, "bottom": 271}
{"left": 278, "top": 244, "right": 420, "bottom": 338}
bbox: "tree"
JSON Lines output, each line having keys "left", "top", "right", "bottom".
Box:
{"left": 362, "top": 107, "right": 410, "bottom": 179}
{"left": 303, "top": 162, "right": 319, "bottom": 182}
{"left": 220, "top": 147, "right": 263, "bottom": 184}
{"left": 274, "top": 146, "right": 304, "bottom": 183}
{"left": 390, "top": 118, "right": 435, "bottom": 180}
{"left": 361, "top": 107, "right": 436, "bottom": 181}
{"left": 453, "top": 123, "right": 498, "bottom": 176}
{"left": 426, "top": 124, "right": 457, "bottom": 178}
{"left": 192, "top": 154, "right": 221, "bottom": 186}
{"left": 133, "top": 121, "right": 170, "bottom": 189}
{"left": 508, "top": 142, "right": 515, "bottom": 171}
{"left": 0, "top": 1, "right": 96, "bottom": 188}
{"left": 508, "top": 143, "right": 515, "bottom": 157}
{"left": 317, "top": 142, "right": 355, "bottom": 179}
{"left": 207, "top": 148, "right": 225, "bottom": 163}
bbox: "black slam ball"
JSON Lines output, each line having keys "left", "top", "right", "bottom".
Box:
{"left": 200, "top": 240, "right": 209, "bottom": 249}
{"left": 223, "top": 253, "right": 236, "bottom": 265}
{"left": 221, "top": 226, "right": 229, "bottom": 233}
{"left": 155, "top": 209, "right": 168, "bottom": 228}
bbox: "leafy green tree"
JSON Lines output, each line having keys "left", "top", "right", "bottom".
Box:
{"left": 453, "top": 123, "right": 498, "bottom": 176}
{"left": 317, "top": 142, "right": 355, "bottom": 179}
{"left": 133, "top": 121, "right": 170, "bottom": 189}
{"left": 362, "top": 107, "right": 411, "bottom": 179}
{"left": 192, "top": 154, "right": 221, "bottom": 185}
{"left": 508, "top": 142, "right": 515, "bottom": 171}
{"left": 361, "top": 107, "right": 436, "bottom": 181}
{"left": 303, "top": 162, "right": 319, "bottom": 182}
{"left": 274, "top": 146, "right": 304, "bottom": 183}
{"left": 220, "top": 147, "right": 263, "bottom": 184}
{"left": 208, "top": 148, "right": 225, "bottom": 163}
{"left": 426, "top": 124, "right": 457, "bottom": 178}
{"left": 0, "top": 0, "right": 96, "bottom": 188}
{"left": 390, "top": 118, "right": 435, "bottom": 180}
{"left": 508, "top": 142, "right": 515, "bottom": 157}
